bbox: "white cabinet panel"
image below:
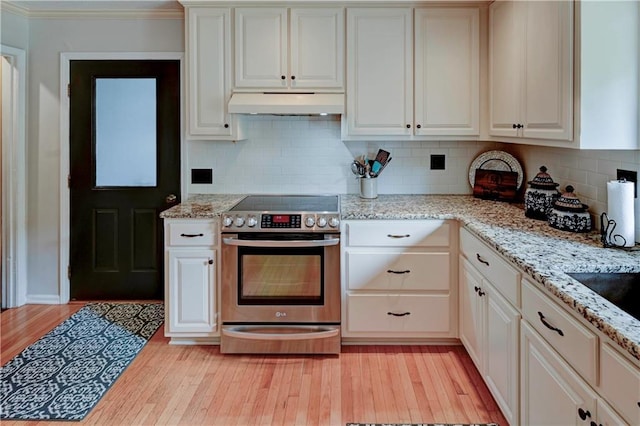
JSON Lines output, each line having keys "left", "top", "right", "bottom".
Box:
{"left": 489, "top": 0, "right": 573, "bottom": 141}
{"left": 414, "top": 8, "right": 479, "bottom": 136}
{"left": 167, "top": 249, "right": 216, "bottom": 334}
{"left": 235, "top": 8, "right": 287, "bottom": 89}
{"left": 185, "top": 7, "right": 240, "bottom": 139}
{"left": 346, "top": 252, "right": 449, "bottom": 291}
{"left": 346, "top": 293, "right": 450, "bottom": 334}
{"left": 347, "top": 220, "right": 449, "bottom": 247}
{"left": 235, "top": 7, "right": 344, "bottom": 90}
{"left": 522, "top": 278, "right": 597, "bottom": 385}
{"left": 521, "top": 321, "right": 598, "bottom": 426}
{"left": 600, "top": 342, "right": 640, "bottom": 425}
{"left": 345, "top": 8, "right": 413, "bottom": 136}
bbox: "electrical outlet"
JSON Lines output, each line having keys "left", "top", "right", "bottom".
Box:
{"left": 191, "top": 168, "right": 213, "bottom": 184}
{"left": 617, "top": 169, "right": 637, "bottom": 198}
{"left": 430, "top": 155, "right": 446, "bottom": 170}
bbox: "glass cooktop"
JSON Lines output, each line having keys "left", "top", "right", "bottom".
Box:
{"left": 229, "top": 195, "right": 339, "bottom": 213}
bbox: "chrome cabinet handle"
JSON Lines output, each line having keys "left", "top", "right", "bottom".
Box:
{"left": 387, "top": 234, "right": 410, "bottom": 238}
{"left": 223, "top": 237, "right": 339, "bottom": 248}
{"left": 387, "top": 269, "right": 410, "bottom": 275}
{"left": 538, "top": 311, "right": 564, "bottom": 336}
{"left": 387, "top": 312, "right": 411, "bottom": 317}
{"left": 181, "top": 233, "right": 204, "bottom": 238}
{"left": 476, "top": 253, "right": 490, "bottom": 266}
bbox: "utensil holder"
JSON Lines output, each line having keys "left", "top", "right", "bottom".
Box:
{"left": 360, "top": 177, "right": 378, "bottom": 199}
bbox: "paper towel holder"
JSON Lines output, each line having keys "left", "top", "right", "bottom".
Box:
{"left": 600, "top": 212, "right": 628, "bottom": 248}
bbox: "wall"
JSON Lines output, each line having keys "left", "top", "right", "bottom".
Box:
{"left": 188, "top": 115, "right": 501, "bottom": 196}
{"left": 22, "top": 14, "right": 183, "bottom": 300}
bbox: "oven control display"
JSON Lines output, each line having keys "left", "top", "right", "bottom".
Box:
{"left": 261, "top": 214, "right": 301, "bottom": 228}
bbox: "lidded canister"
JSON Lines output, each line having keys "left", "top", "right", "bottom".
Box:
{"left": 547, "top": 185, "right": 592, "bottom": 233}
{"left": 524, "top": 166, "right": 560, "bottom": 220}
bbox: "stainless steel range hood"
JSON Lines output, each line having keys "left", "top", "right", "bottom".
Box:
{"left": 227, "top": 93, "right": 344, "bottom": 115}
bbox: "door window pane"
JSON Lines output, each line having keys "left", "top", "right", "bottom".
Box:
{"left": 95, "top": 78, "right": 157, "bottom": 187}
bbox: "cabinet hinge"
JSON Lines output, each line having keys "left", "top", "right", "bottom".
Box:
{"left": 67, "top": 175, "right": 71, "bottom": 188}
{"left": 67, "top": 265, "right": 71, "bottom": 280}
{"left": 67, "top": 83, "right": 71, "bottom": 97}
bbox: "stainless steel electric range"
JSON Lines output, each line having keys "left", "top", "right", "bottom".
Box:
{"left": 220, "top": 195, "right": 341, "bottom": 354}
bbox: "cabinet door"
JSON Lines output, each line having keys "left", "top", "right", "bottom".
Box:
{"left": 521, "top": 321, "right": 598, "bottom": 426}
{"left": 345, "top": 8, "right": 413, "bottom": 136}
{"left": 290, "top": 8, "right": 344, "bottom": 89}
{"left": 522, "top": 0, "right": 573, "bottom": 140}
{"left": 459, "top": 258, "right": 485, "bottom": 372}
{"left": 167, "top": 249, "right": 216, "bottom": 334}
{"left": 489, "top": 0, "right": 521, "bottom": 137}
{"left": 235, "top": 8, "right": 288, "bottom": 89}
{"left": 414, "top": 8, "right": 479, "bottom": 136}
{"left": 186, "top": 8, "right": 236, "bottom": 138}
{"left": 485, "top": 286, "right": 520, "bottom": 426}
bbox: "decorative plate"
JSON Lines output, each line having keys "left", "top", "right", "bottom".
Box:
{"left": 469, "top": 150, "right": 524, "bottom": 190}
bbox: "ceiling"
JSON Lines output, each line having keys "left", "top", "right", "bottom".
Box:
{"left": 3, "top": 1, "right": 183, "bottom": 13}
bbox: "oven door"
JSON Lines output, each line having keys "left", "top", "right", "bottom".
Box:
{"left": 221, "top": 233, "right": 341, "bottom": 324}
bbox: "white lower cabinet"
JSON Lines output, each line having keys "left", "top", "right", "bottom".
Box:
{"left": 460, "top": 257, "right": 520, "bottom": 426}
{"left": 521, "top": 321, "right": 598, "bottom": 425}
{"left": 164, "top": 219, "right": 218, "bottom": 344}
{"left": 342, "top": 220, "right": 456, "bottom": 340}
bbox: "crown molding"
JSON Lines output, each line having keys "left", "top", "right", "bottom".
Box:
{"left": 0, "top": 2, "right": 183, "bottom": 19}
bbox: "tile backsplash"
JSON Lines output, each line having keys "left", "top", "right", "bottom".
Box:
{"left": 187, "top": 115, "right": 639, "bottom": 241}
{"left": 187, "top": 115, "right": 500, "bottom": 195}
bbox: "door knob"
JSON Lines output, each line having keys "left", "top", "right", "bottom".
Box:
{"left": 165, "top": 194, "right": 177, "bottom": 204}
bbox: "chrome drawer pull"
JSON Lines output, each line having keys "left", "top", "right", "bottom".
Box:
{"left": 387, "top": 269, "right": 410, "bottom": 275}
{"left": 181, "top": 233, "right": 204, "bottom": 238}
{"left": 387, "top": 234, "right": 410, "bottom": 238}
{"left": 387, "top": 312, "right": 411, "bottom": 317}
{"left": 538, "top": 311, "right": 564, "bottom": 336}
{"left": 476, "top": 253, "right": 490, "bottom": 266}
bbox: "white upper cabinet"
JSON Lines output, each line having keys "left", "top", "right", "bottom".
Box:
{"left": 489, "top": 0, "right": 573, "bottom": 141}
{"left": 344, "top": 7, "right": 480, "bottom": 140}
{"left": 489, "top": 0, "right": 639, "bottom": 149}
{"left": 185, "top": 7, "right": 242, "bottom": 140}
{"left": 414, "top": 8, "right": 479, "bottom": 137}
{"left": 234, "top": 7, "right": 344, "bottom": 91}
{"left": 345, "top": 8, "right": 413, "bottom": 137}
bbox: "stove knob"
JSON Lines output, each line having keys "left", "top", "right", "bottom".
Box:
{"left": 317, "top": 216, "right": 327, "bottom": 228}
{"left": 329, "top": 217, "right": 340, "bottom": 228}
{"left": 247, "top": 216, "right": 258, "bottom": 227}
{"left": 234, "top": 216, "right": 245, "bottom": 227}
{"left": 305, "top": 216, "right": 316, "bottom": 227}
{"left": 222, "top": 216, "right": 233, "bottom": 227}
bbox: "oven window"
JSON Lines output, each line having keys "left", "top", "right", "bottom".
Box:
{"left": 238, "top": 247, "right": 323, "bottom": 305}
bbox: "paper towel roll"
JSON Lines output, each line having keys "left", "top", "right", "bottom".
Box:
{"left": 606, "top": 180, "right": 635, "bottom": 247}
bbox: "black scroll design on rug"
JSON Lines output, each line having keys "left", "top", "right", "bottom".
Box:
{"left": 1, "top": 302, "right": 163, "bottom": 421}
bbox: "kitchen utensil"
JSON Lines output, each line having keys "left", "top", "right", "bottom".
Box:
{"left": 351, "top": 161, "right": 365, "bottom": 178}
{"left": 371, "top": 157, "right": 391, "bottom": 178}
{"left": 374, "top": 149, "right": 390, "bottom": 165}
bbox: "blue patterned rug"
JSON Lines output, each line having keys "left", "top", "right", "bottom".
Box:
{"left": 0, "top": 302, "right": 164, "bottom": 421}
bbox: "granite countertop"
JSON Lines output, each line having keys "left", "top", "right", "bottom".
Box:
{"left": 161, "top": 193, "right": 640, "bottom": 361}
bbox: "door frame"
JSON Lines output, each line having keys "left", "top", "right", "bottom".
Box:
{"left": 59, "top": 52, "right": 184, "bottom": 304}
{"left": 1, "top": 44, "right": 27, "bottom": 308}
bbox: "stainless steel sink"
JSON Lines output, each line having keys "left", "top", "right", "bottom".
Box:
{"left": 567, "top": 273, "right": 640, "bottom": 321}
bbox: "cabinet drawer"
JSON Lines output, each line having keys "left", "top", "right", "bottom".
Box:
{"left": 167, "top": 221, "right": 217, "bottom": 246}
{"left": 460, "top": 227, "right": 520, "bottom": 306}
{"left": 345, "top": 293, "right": 450, "bottom": 333}
{"left": 600, "top": 342, "right": 640, "bottom": 425}
{"left": 522, "top": 278, "right": 598, "bottom": 384}
{"left": 346, "top": 251, "right": 449, "bottom": 291}
{"left": 346, "top": 220, "right": 450, "bottom": 247}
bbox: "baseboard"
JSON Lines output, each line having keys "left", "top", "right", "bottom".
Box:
{"left": 341, "top": 337, "right": 462, "bottom": 346}
{"left": 25, "top": 294, "right": 63, "bottom": 304}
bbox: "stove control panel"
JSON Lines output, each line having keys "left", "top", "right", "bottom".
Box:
{"left": 221, "top": 213, "right": 340, "bottom": 232}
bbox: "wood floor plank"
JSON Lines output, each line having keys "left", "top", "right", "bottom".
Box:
{"left": 1, "top": 305, "right": 509, "bottom": 426}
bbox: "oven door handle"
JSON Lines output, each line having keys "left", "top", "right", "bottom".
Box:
{"left": 222, "top": 237, "right": 340, "bottom": 248}
{"left": 222, "top": 326, "right": 339, "bottom": 341}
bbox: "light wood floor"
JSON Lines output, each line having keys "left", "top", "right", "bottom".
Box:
{"left": 1, "top": 304, "right": 508, "bottom": 426}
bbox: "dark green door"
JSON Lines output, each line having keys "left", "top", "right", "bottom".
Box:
{"left": 69, "top": 60, "right": 180, "bottom": 300}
